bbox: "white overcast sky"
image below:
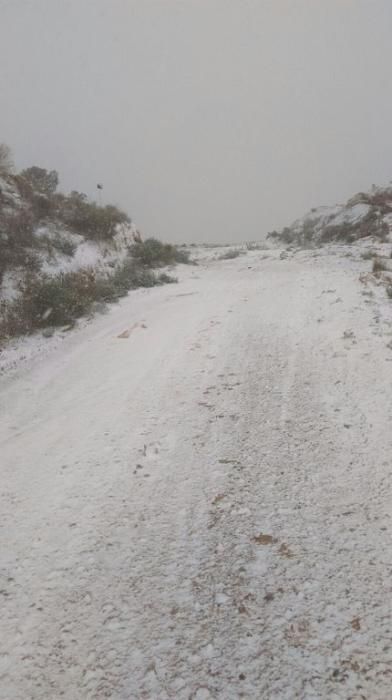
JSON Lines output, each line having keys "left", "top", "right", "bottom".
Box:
{"left": 1, "top": 0, "right": 392, "bottom": 242}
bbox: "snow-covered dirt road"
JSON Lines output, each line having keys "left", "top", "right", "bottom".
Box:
{"left": 1, "top": 247, "right": 392, "bottom": 699}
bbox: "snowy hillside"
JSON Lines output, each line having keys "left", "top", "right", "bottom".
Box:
{"left": 0, "top": 171, "right": 137, "bottom": 301}
{"left": 0, "top": 159, "right": 189, "bottom": 347}
{"left": 268, "top": 184, "right": 392, "bottom": 246}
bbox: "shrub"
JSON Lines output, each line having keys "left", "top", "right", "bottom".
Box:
{"left": 31, "top": 193, "right": 55, "bottom": 221}
{"left": 0, "top": 257, "right": 178, "bottom": 344}
{"left": 111, "top": 258, "right": 177, "bottom": 291}
{"left": 0, "top": 274, "right": 85, "bottom": 341}
{"left": 13, "top": 173, "right": 35, "bottom": 200}
{"left": 366, "top": 188, "right": 392, "bottom": 213}
{"left": 19, "top": 167, "right": 59, "bottom": 196}
{"left": 373, "top": 257, "right": 388, "bottom": 273}
{"left": 0, "top": 246, "right": 41, "bottom": 286}
{"left": 0, "top": 210, "right": 39, "bottom": 283}
{"left": 16, "top": 270, "right": 98, "bottom": 327}
{"left": 56, "top": 192, "right": 130, "bottom": 240}
{"left": 0, "top": 300, "right": 25, "bottom": 340}
{"left": 280, "top": 227, "right": 296, "bottom": 244}
{"left": 131, "top": 238, "right": 190, "bottom": 266}
{"left": 361, "top": 249, "right": 377, "bottom": 260}
{"left": 320, "top": 222, "right": 356, "bottom": 243}
{"left": 157, "top": 272, "right": 177, "bottom": 284}
{"left": 114, "top": 262, "right": 156, "bottom": 289}
{"left": 358, "top": 209, "right": 389, "bottom": 241}
{"left": 51, "top": 235, "right": 77, "bottom": 257}
{"left": 0, "top": 209, "right": 35, "bottom": 247}
{"left": 85, "top": 204, "right": 129, "bottom": 240}
{"left": 38, "top": 233, "right": 77, "bottom": 258}
{"left": 218, "top": 249, "right": 243, "bottom": 260}
{"left": 302, "top": 219, "right": 317, "bottom": 243}
{"left": 173, "top": 247, "right": 191, "bottom": 264}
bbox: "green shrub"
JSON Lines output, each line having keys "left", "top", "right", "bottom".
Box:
{"left": 110, "top": 259, "right": 153, "bottom": 293}
{"left": 0, "top": 209, "right": 35, "bottom": 247}
{"left": 0, "top": 210, "right": 39, "bottom": 283}
{"left": 19, "top": 167, "right": 59, "bottom": 196}
{"left": 131, "top": 238, "right": 190, "bottom": 266}
{"left": 173, "top": 247, "right": 191, "bottom": 264}
{"left": 14, "top": 173, "right": 35, "bottom": 200}
{"left": 361, "top": 249, "right": 377, "bottom": 260}
{"left": 0, "top": 257, "right": 178, "bottom": 344}
{"left": 16, "top": 270, "right": 97, "bottom": 327}
{"left": 31, "top": 193, "right": 54, "bottom": 222}
{"left": 56, "top": 192, "right": 130, "bottom": 240}
{"left": 280, "top": 227, "right": 296, "bottom": 244}
{"left": 157, "top": 272, "right": 177, "bottom": 284}
{"left": 0, "top": 300, "right": 24, "bottom": 340}
{"left": 51, "top": 235, "right": 77, "bottom": 257}
{"left": 111, "top": 258, "right": 177, "bottom": 291}
{"left": 267, "top": 230, "right": 279, "bottom": 239}
{"left": 302, "top": 219, "right": 317, "bottom": 243}
{"left": 320, "top": 222, "right": 357, "bottom": 243}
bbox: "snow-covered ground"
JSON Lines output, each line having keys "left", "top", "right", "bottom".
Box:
{"left": 1, "top": 245, "right": 392, "bottom": 699}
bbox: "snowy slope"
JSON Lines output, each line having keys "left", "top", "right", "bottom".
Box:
{"left": 269, "top": 183, "right": 392, "bottom": 246}
{"left": 0, "top": 172, "right": 137, "bottom": 300}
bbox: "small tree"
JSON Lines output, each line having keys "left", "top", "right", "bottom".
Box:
{"left": 0, "top": 143, "right": 14, "bottom": 175}
{"left": 20, "top": 166, "right": 59, "bottom": 196}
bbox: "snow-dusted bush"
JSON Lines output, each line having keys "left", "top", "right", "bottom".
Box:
{"left": 0, "top": 210, "right": 40, "bottom": 284}
{"left": 131, "top": 237, "right": 190, "bottom": 266}
{"left": 372, "top": 257, "right": 391, "bottom": 273}
{"left": 19, "top": 167, "right": 59, "bottom": 197}
{"left": 0, "top": 256, "right": 178, "bottom": 344}
{"left": 218, "top": 249, "right": 243, "bottom": 259}
{"left": 54, "top": 191, "right": 130, "bottom": 240}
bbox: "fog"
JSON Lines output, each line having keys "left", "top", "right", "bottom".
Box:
{"left": 1, "top": 0, "right": 392, "bottom": 242}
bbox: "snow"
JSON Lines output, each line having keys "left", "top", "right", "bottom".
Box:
{"left": 331, "top": 201, "right": 370, "bottom": 224}
{"left": 1, "top": 245, "right": 392, "bottom": 698}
